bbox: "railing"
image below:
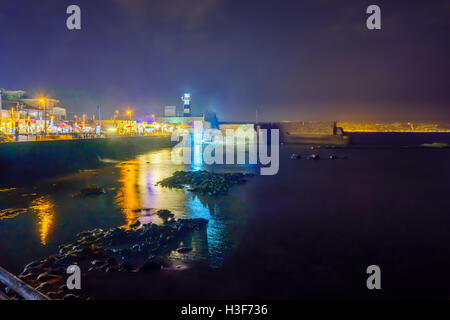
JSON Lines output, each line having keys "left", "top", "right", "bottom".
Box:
{"left": 0, "top": 266, "right": 50, "bottom": 300}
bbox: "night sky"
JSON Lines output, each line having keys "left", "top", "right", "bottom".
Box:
{"left": 0, "top": 0, "right": 449, "bottom": 122}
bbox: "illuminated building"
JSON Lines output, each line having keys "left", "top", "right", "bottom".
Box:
{"left": 164, "top": 105, "right": 177, "bottom": 117}
{"left": 0, "top": 89, "right": 67, "bottom": 134}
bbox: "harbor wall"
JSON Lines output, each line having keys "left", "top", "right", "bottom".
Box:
{"left": 259, "top": 121, "right": 350, "bottom": 146}
{"left": 0, "top": 136, "right": 175, "bottom": 185}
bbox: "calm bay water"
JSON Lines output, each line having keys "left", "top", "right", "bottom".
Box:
{"left": 1, "top": 133, "right": 450, "bottom": 298}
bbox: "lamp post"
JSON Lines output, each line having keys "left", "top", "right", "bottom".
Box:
{"left": 126, "top": 109, "right": 132, "bottom": 136}
{"left": 10, "top": 107, "right": 15, "bottom": 137}
{"left": 39, "top": 97, "right": 47, "bottom": 134}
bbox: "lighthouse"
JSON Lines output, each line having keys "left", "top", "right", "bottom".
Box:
{"left": 181, "top": 93, "right": 191, "bottom": 117}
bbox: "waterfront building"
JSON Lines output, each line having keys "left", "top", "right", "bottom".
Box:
{"left": 164, "top": 106, "right": 177, "bottom": 117}
{"left": 0, "top": 89, "right": 67, "bottom": 134}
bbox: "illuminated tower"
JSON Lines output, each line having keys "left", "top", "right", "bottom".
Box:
{"left": 181, "top": 93, "right": 191, "bottom": 117}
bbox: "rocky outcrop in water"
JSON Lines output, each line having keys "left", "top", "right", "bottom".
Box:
{"left": 156, "top": 171, "right": 253, "bottom": 196}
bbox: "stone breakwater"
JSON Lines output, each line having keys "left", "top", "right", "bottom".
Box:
{"left": 1, "top": 211, "right": 207, "bottom": 300}
{"left": 156, "top": 170, "right": 254, "bottom": 196}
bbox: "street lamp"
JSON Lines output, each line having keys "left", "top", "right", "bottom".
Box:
{"left": 39, "top": 97, "right": 47, "bottom": 134}
{"left": 126, "top": 109, "right": 133, "bottom": 136}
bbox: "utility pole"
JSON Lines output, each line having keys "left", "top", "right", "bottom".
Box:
{"left": 0, "top": 89, "right": 3, "bottom": 127}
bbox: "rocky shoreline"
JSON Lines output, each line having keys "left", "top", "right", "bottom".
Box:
{"left": 1, "top": 210, "right": 208, "bottom": 300}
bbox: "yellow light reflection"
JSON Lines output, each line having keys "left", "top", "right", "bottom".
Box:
{"left": 30, "top": 196, "right": 55, "bottom": 245}
{"left": 115, "top": 149, "right": 186, "bottom": 229}
{"left": 116, "top": 161, "right": 141, "bottom": 228}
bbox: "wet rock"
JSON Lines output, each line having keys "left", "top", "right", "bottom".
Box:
{"left": 59, "top": 284, "right": 68, "bottom": 291}
{"left": 41, "top": 257, "right": 56, "bottom": 267}
{"left": 130, "top": 220, "right": 141, "bottom": 228}
{"left": 177, "top": 247, "right": 193, "bottom": 254}
{"left": 36, "top": 272, "right": 59, "bottom": 282}
{"left": 76, "top": 231, "right": 92, "bottom": 239}
{"left": 308, "top": 154, "right": 320, "bottom": 160}
{"left": 156, "top": 170, "right": 252, "bottom": 195}
{"left": 75, "top": 185, "right": 105, "bottom": 197}
{"left": 132, "top": 208, "right": 152, "bottom": 213}
{"left": 36, "top": 282, "right": 51, "bottom": 290}
{"left": 118, "top": 261, "right": 134, "bottom": 272}
{"left": 24, "top": 260, "right": 40, "bottom": 270}
{"left": 106, "top": 257, "right": 117, "bottom": 266}
{"left": 19, "top": 273, "right": 37, "bottom": 280}
{"left": 50, "top": 267, "right": 66, "bottom": 275}
{"left": 157, "top": 209, "right": 175, "bottom": 220}
{"left": 91, "top": 260, "right": 104, "bottom": 266}
{"left": 19, "top": 214, "right": 210, "bottom": 297}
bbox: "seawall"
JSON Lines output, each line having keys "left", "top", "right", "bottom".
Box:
{"left": 260, "top": 122, "right": 350, "bottom": 146}
{"left": 0, "top": 136, "right": 175, "bottom": 185}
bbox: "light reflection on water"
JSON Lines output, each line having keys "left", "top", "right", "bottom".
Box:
{"left": 114, "top": 148, "right": 253, "bottom": 268}
{"left": 0, "top": 146, "right": 255, "bottom": 270}
{"left": 29, "top": 196, "right": 55, "bottom": 245}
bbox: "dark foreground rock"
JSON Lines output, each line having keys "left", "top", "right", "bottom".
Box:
{"left": 308, "top": 154, "right": 320, "bottom": 160}
{"left": 156, "top": 170, "right": 254, "bottom": 196}
{"left": 13, "top": 211, "right": 208, "bottom": 300}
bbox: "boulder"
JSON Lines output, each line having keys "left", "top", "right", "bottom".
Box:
{"left": 157, "top": 209, "right": 175, "bottom": 220}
